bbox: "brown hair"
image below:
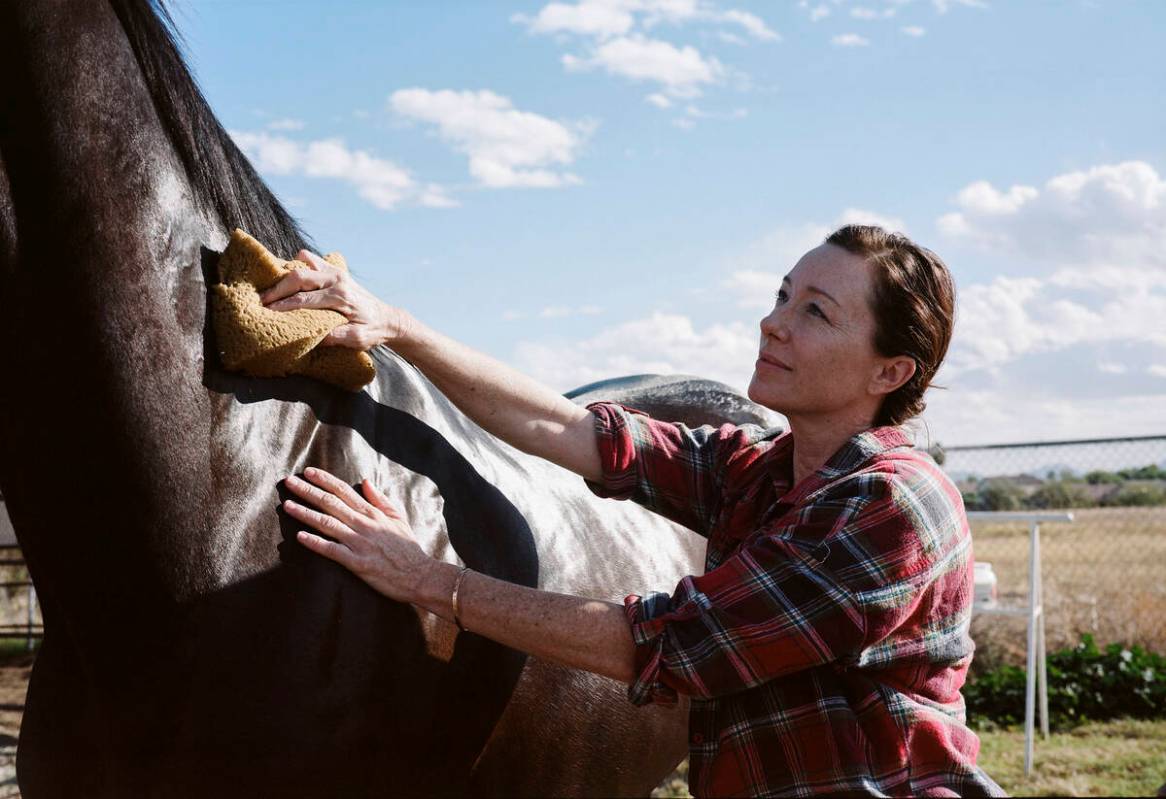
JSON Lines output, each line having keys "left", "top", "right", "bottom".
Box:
{"left": 824, "top": 224, "right": 955, "bottom": 427}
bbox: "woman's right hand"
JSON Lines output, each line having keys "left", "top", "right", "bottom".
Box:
{"left": 259, "top": 248, "right": 413, "bottom": 350}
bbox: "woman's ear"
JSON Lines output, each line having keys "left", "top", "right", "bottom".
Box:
{"left": 869, "top": 355, "right": 916, "bottom": 398}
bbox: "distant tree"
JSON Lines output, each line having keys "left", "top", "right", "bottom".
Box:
{"left": 1085, "top": 470, "right": 1123, "bottom": 485}
{"left": 1118, "top": 464, "right": 1166, "bottom": 481}
{"left": 1025, "top": 480, "right": 1096, "bottom": 510}
{"left": 927, "top": 442, "right": 946, "bottom": 466}
{"left": 1102, "top": 483, "right": 1166, "bottom": 507}
{"left": 977, "top": 481, "right": 1024, "bottom": 511}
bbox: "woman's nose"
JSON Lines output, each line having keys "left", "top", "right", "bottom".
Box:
{"left": 760, "top": 309, "right": 789, "bottom": 341}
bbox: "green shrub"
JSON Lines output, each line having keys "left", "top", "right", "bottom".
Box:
{"left": 965, "top": 634, "right": 1165, "bottom": 731}
{"left": 1024, "top": 480, "right": 1096, "bottom": 509}
{"left": 1101, "top": 483, "right": 1166, "bottom": 507}
{"left": 972, "top": 482, "right": 1024, "bottom": 511}
{"left": 1118, "top": 464, "right": 1166, "bottom": 481}
{"left": 1085, "top": 470, "right": 1123, "bottom": 485}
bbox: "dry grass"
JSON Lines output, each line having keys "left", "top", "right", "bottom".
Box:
{"left": 970, "top": 506, "right": 1166, "bottom": 666}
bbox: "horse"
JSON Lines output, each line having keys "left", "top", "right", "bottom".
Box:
{"left": 0, "top": 1, "right": 780, "bottom": 795}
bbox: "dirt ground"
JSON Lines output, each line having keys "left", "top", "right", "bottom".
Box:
{"left": 0, "top": 659, "right": 31, "bottom": 798}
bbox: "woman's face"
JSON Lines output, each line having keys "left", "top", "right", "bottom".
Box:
{"left": 747, "top": 243, "right": 895, "bottom": 424}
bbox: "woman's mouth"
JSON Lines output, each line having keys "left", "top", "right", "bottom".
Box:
{"left": 756, "top": 353, "right": 792, "bottom": 371}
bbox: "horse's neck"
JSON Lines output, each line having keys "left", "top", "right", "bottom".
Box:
{"left": 0, "top": 2, "right": 307, "bottom": 613}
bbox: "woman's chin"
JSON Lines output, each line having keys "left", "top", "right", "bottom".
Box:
{"left": 747, "top": 377, "right": 784, "bottom": 413}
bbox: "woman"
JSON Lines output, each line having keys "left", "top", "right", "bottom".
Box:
{"left": 264, "top": 225, "right": 1004, "bottom": 797}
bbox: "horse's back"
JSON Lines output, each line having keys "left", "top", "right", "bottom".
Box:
{"left": 567, "top": 373, "right": 784, "bottom": 430}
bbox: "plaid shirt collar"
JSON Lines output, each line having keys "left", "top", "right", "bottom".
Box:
{"left": 768, "top": 424, "right": 913, "bottom": 505}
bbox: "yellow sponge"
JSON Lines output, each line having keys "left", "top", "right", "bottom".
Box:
{"left": 211, "top": 229, "right": 377, "bottom": 392}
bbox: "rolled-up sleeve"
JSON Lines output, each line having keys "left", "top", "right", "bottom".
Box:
{"left": 583, "top": 401, "right": 753, "bottom": 537}
{"left": 621, "top": 488, "right": 941, "bottom": 706}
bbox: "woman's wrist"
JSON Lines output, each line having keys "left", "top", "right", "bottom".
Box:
{"left": 411, "top": 558, "right": 461, "bottom": 619}
{"left": 377, "top": 304, "right": 417, "bottom": 349}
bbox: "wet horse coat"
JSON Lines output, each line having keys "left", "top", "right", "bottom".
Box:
{"left": 0, "top": 1, "right": 779, "bottom": 796}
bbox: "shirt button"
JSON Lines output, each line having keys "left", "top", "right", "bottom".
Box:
{"left": 691, "top": 733, "right": 704, "bottom": 745}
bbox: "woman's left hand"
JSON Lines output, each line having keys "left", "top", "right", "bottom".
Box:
{"left": 282, "top": 467, "right": 431, "bottom": 603}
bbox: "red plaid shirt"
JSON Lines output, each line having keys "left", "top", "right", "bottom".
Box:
{"left": 585, "top": 402, "right": 1004, "bottom": 798}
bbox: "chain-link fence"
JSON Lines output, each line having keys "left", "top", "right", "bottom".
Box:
{"left": 939, "top": 434, "right": 1166, "bottom": 670}
{"left": 1, "top": 434, "right": 1163, "bottom": 661}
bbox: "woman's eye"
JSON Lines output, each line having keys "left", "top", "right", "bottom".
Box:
{"left": 808, "top": 303, "right": 827, "bottom": 320}
{"left": 774, "top": 289, "right": 787, "bottom": 304}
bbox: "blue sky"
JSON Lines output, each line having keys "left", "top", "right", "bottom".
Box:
{"left": 174, "top": 0, "right": 1166, "bottom": 445}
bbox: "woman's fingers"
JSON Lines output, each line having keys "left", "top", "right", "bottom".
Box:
{"left": 282, "top": 498, "right": 359, "bottom": 545}
{"left": 260, "top": 262, "right": 335, "bottom": 306}
{"left": 295, "top": 249, "right": 328, "bottom": 268}
{"left": 265, "top": 289, "right": 333, "bottom": 312}
{"left": 301, "top": 467, "right": 378, "bottom": 517}
{"left": 362, "top": 479, "right": 401, "bottom": 518}
{"left": 284, "top": 474, "right": 367, "bottom": 529}
{"left": 321, "top": 323, "right": 379, "bottom": 350}
{"left": 296, "top": 530, "right": 355, "bottom": 567}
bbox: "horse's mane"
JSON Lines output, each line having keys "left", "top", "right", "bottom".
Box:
{"left": 109, "top": 0, "right": 312, "bottom": 258}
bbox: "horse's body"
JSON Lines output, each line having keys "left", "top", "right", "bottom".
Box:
{"left": 0, "top": 2, "right": 777, "bottom": 796}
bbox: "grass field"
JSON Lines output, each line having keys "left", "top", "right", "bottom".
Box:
{"left": 968, "top": 506, "right": 1166, "bottom": 667}
{"left": 652, "top": 719, "right": 1166, "bottom": 797}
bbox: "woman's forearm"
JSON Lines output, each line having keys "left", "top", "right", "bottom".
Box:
{"left": 390, "top": 313, "right": 603, "bottom": 482}
{"left": 415, "top": 560, "right": 637, "bottom": 685}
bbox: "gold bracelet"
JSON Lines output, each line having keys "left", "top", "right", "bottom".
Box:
{"left": 451, "top": 566, "right": 470, "bottom": 633}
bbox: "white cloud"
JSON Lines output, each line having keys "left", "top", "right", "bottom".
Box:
{"left": 683, "top": 104, "right": 748, "bottom": 120}
{"left": 832, "top": 33, "right": 871, "bottom": 47}
{"left": 927, "top": 160, "right": 1166, "bottom": 441}
{"left": 516, "top": 1, "right": 776, "bottom": 110}
{"left": 539, "top": 304, "right": 604, "bottom": 318}
{"left": 933, "top": 0, "right": 986, "bottom": 12}
{"left": 809, "top": 4, "right": 831, "bottom": 22}
{"left": 944, "top": 267, "right": 1166, "bottom": 377}
{"left": 938, "top": 161, "right": 1166, "bottom": 269}
{"left": 389, "top": 89, "right": 593, "bottom": 188}
{"left": 229, "top": 131, "right": 454, "bottom": 211}
{"left": 267, "top": 117, "right": 305, "bottom": 132}
{"left": 1147, "top": 364, "right": 1166, "bottom": 378}
{"left": 512, "top": 1, "right": 635, "bottom": 38}
{"left": 901, "top": 25, "right": 926, "bottom": 36}
{"left": 645, "top": 92, "right": 673, "bottom": 108}
{"left": 513, "top": 312, "right": 758, "bottom": 392}
{"left": 564, "top": 35, "right": 726, "bottom": 98}
{"left": 851, "top": 6, "right": 896, "bottom": 19}
{"left": 718, "top": 9, "right": 780, "bottom": 41}
{"left": 516, "top": 0, "right": 778, "bottom": 42}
